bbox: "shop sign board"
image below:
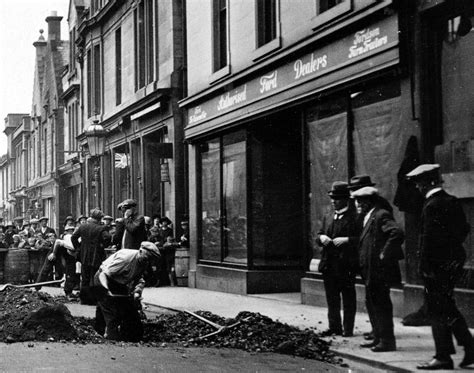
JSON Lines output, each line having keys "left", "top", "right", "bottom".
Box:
{"left": 187, "top": 15, "right": 399, "bottom": 128}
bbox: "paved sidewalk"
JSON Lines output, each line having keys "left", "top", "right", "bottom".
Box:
{"left": 44, "top": 285, "right": 472, "bottom": 372}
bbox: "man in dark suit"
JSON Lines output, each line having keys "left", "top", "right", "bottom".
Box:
{"left": 317, "top": 181, "right": 361, "bottom": 337}
{"left": 36, "top": 217, "right": 56, "bottom": 239}
{"left": 407, "top": 164, "right": 473, "bottom": 370}
{"left": 71, "top": 208, "right": 111, "bottom": 305}
{"left": 112, "top": 199, "right": 147, "bottom": 251}
{"left": 352, "top": 186, "right": 404, "bottom": 352}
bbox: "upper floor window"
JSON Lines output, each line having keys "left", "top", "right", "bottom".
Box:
{"left": 69, "top": 28, "right": 76, "bottom": 73}
{"left": 313, "top": 0, "right": 351, "bottom": 29}
{"left": 91, "top": 0, "right": 107, "bottom": 15}
{"left": 213, "top": 0, "right": 228, "bottom": 72}
{"left": 134, "top": 0, "right": 157, "bottom": 91}
{"left": 318, "top": 0, "right": 344, "bottom": 14}
{"left": 86, "top": 45, "right": 102, "bottom": 118}
{"left": 256, "top": 0, "right": 277, "bottom": 47}
{"left": 116, "top": 27, "right": 122, "bottom": 105}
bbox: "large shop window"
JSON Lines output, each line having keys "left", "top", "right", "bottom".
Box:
{"left": 114, "top": 145, "right": 130, "bottom": 206}
{"left": 307, "top": 95, "right": 348, "bottom": 245}
{"left": 306, "top": 81, "right": 404, "bottom": 261}
{"left": 250, "top": 119, "right": 304, "bottom": 267}
{"left": 200, "top": 132, "right": 247, "bottom": 264}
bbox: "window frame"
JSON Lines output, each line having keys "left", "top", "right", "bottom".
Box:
{"left": 197, "top": 130, "right": 250, "bottom": 267}
{"left": 311, "top": 0, "right": 352, "bottom": 31}
{"left": 134, "top": 0, "right": 157, "bottom": 92}
{"left": 115, "top": 27, "right": 122, "bottom": 106}
{"left": 252, "top": 0, "right": 281, "bottom": 61}
{"left": 209, "top": 0, "right": 231, "bottom": 84}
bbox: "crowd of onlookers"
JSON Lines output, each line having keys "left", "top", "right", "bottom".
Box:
{"left": 0, "top": 207, "right": 189, "bottom": 292}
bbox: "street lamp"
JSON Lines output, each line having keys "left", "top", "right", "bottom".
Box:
{"left": 85, "top": 120, "right": 106, "bottom": 157}
{"left": 84, "top": 120, "right": 107, "bottom": 210}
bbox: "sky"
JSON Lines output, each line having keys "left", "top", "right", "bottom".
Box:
{"left": 0, "top": 0, "right": 69, "bottom": 156}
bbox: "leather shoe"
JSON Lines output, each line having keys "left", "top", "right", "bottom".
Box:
{"left": 364, "top": 332, "right": 375, "bottom": 340}
{"left": 417, "top": 358, "right": 453, "bottom": 370}
{"left": 460, "top": 345, "right": 474, "bottom": 368}
{"left": 371, "top": 341, "right": 396, "bottom": 352}
{"left": 360, "top": 340, "right": 379, "bottom": 348}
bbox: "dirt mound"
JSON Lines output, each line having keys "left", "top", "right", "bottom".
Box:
{"left": 0, "top": 289, "right": 338, "bottom": 364}
{"left": 142, "top": 310, "right": 338, "bottom": 363}
{"left": 0, "top": 288, "right": 102, "bottom": 343}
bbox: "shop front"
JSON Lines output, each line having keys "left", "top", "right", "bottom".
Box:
{"left": 184, "top": 12, "right": 408, "bottom": 295}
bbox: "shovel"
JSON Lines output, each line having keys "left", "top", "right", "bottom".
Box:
{"left": 0, "top": 278, "right": 65, "bottom": 292}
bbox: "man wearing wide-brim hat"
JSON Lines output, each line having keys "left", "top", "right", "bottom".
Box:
{"left": 352, "top": 186, "right": 404, "bottom": 352}
{"left": 317, "top": 181, "right": 361, "bottom": 338}
{"left": 349, "top": 175, "right": 394, "bottom": 215}
{"left": 406, "top": 164, "right": 473, "bottom": 370}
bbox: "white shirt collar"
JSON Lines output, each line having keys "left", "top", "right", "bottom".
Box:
{"left": 425, "top": 187, "right": 442, "bottom": 199}
{"left": 363, "top": 207, "right": 376, "bottom": 227}
{"left": 333, "top": 206, "right": 349, "bottom": 220}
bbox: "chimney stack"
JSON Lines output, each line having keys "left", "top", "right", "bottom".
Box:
{"left": 33, "top": 29, "right": 47, "bottom": 58}
{"left": 45, "top": 11, "right": 62, "bottom": 41}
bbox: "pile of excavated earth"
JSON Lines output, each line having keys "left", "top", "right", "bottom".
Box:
{"left": 0, "top": 288, "right": 340, "bottom": 365}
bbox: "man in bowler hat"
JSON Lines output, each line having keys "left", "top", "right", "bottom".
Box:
{"left": 352, "top": 186, "right": 404, "bottom": 352}
{"left": 407, "top": 164, "right": 473, "bottom": 370}
{"left": 317, "top": 181, "right": 361, "bottom": 337}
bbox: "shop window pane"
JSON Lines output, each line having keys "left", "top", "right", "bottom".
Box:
{"left": 223, "top": 136, "right": 247, "bottom": 264}
{"left": 201, "top": 139, "right": 221, "bottom": 261}
{"left": 251, "top": 118, "right": 303, "bottom": 267}
{"left": 114, "top": 145, "right": 130, "bottom": 205}
{"left": 441, "top": 15, "right": 474, "bottom": 143}
{"left": 306, "top": 97, "right": 348, "bottom": 263}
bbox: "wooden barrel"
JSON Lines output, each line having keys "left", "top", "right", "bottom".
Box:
{"left": 4, "top": 249, "right": 30, "bottom": 284}
{"left": 174, "top": 248, "right": 189, "bottom": 287}
{"left": 0, "top": 249, "right": 8, "bottom": 283}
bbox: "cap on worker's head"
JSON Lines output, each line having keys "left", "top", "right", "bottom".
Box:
{"left": 159, "top": 216, "right": 172, "bottom": 225}
{"left": 77, "top": 215, "right": 87, "bottom": 222}
{"left": 39, "top": 216, "right": 49, "bottom": 222}
{"left": 328, "top": 181, "right": 350, "bottom": 199}
{"left": 64, "top": 215, "right": 74, "bottom": 223}
{"left": 348, "top": 175, "right": 376, "bottom": 191}
{"left": 90, "top": 208, "right": 105, "bottom": 221}
{"left": 14, "top": 216, "right": 24, "bottom": 222}
{"left": 140, "top": 241, "right": 160, "bottom": 259}
{"left": 351, "top": 186, "right": 379, "bottom": 200}
{"left": 120, "top": 199, "right": 137, "bottom": 210}
{"left": 64, "top": 224, "right": 75, "bottom": 231}
{"left": 30, "top": 218, "right": 39, "bottom": 224}
{"left": 103, "top": 215, "right": 113, "bottom": 221}
{"left": 406, "top": 164, "right": 442, "bottom": 183}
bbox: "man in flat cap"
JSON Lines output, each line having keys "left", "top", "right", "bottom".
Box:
{"left": 71, "top": 208, "right": 111, "bottom": 304}
{"left": 36, "top": 216, "right": 56, "bottom": 240}
{"left": 352, "top": 186, "right": 404, "bottom": 352}
{"left": 112, "top": 199, "right": 147, "bottom": 251}
{"left": 407, "top": 164, "right": 473, "bottom": 370}
{"left": 93, "top": 241, "right": 161, "bottom": 341}
{"left": 317, "top": 181, "right": 361, "bottom": 337}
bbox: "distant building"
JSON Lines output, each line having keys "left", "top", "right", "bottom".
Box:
{"left": 73, "top": 0, "right": 186, "bottom": 225}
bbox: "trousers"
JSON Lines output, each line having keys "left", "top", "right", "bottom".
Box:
{"left": 323, "top": 273, "right": 356, "bottom": 333}
{"left": 424, "top": 261, "right": 473, "bottom": 359}
{"left": 365, "top": 282, "right": 395, "bottom": 343}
